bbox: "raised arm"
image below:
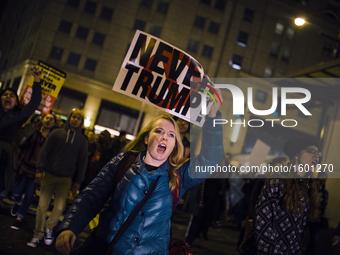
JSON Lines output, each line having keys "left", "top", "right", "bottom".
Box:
{"left": 179, "top": 88, "right": 224, "bottom": 193}
{"left": 19, "top": 67, "right": 42, "bottom": 120}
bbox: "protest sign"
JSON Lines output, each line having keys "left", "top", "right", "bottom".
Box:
{"left": 112, "top": 30, "right": 214, "bottom": 126}
{"left": 20, "top": 61, "right": 66, "bottom": 114}
{"left": 248, "top": 139, "right": 271, "bottom": 167}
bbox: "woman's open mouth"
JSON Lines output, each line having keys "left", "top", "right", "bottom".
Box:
{"left": 157, "top": 144, "right": 167, "bottom": 154}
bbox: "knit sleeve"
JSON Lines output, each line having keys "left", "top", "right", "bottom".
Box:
{"left": 178, "top": 111, "right": 224, "bottom": 197}
{"left": 253, "top": 179, "right": 281, "bottom": 254}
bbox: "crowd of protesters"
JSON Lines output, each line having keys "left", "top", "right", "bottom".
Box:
{"left": 1, "top": 66, "right": 340, "bottom": 255}
{"left": 0, "top": 67, "right": 136, "bottom": 250}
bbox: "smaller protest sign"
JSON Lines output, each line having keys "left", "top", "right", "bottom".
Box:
{"left": 20, "top": 61, "right": 66, "bottom": 114}
{"left": 248, "top": 139, "right": 271, "bottom": 167}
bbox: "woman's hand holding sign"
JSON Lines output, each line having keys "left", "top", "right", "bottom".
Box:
{"left": 207, "top": 85, "right": 223, "bottom": 118}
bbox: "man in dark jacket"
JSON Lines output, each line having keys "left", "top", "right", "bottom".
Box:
{"left": 27, "top": 109, "right": 88, "bottom": 248}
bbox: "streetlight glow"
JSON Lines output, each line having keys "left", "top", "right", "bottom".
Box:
{"left": 294, "top": 17, "right": 306, "bottom": 26}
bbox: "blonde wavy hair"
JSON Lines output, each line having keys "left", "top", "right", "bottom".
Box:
{"left": 124, "top": 114, "right": 188, "bottom": 192}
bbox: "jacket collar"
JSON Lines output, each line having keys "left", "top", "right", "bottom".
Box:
{"left": 136, "top": 151, "right": 170, "bottom": 179}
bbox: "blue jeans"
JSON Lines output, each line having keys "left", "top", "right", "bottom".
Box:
{"left": 12, "top": 174, "right": 38, "bottom": 219}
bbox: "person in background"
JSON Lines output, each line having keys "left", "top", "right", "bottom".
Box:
{"left": 55, "top": 89, "right": 223, "bottom": 255}
{"left": 111, "top": 131, "right": 127, "bottom": 157}
{"left": 228, "top": 171, "right": 246, "bottom": 229}
{"left": 12, "top": 113, "right": 42, "bottom": 171}
{"left": 81, "top": 130, "right": 114, "bottom": 191}
{"left": 86, "top": 130, "right": 96, "bottom": 148}
{"left": 184, "top": 178, "right": 222, "bottom": 246}
{"left": 239, "top": 138, "right": 320, "bottom": 255}
{"left": 55, "top": 114, "right": 65, "bottom": 128}
{"left": 0, "top": 67, "right": 42, "bottom": 201}
{"left": 237, "top": 156, "right": 288, "bottom": 251}
{"left": 305, "top": 171, "right": 329, "bottom": 255}
{"left": 85, "top": 130, "right": 96, "bottom": 174}
{"left": 27, "top": 109, "right": 88, "bottom": 248}
{"left": 10, "top": 113, "right": 56, "bottom": 230}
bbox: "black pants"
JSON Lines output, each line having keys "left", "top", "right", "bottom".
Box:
{"left": 305, "top": 222, "right": 321, "bottom": 255}
{"left": 0, "top": 158, "right": 8, "bottom": 195}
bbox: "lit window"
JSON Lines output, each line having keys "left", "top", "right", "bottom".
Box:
{"left": 270, "top": 43, "right": 279, "bottom": 57}
{"left": 286, "top": 27, "right": 295, "bottom": 39}
{"left": 230, "top": 54, "right": 243, "bottom": 70}
{"left": 255, "top": 90, "right": 267, "bottom": 103}
{"left": 281, "top": 47, "right": 290, "bottom": 62}
{"left": 237, "top": 31, "right": 248, "bottom": 47}
{"left": 208, "top": 21, "right": 220, "bottom": 34}
{"left": 97, "top": 100, "right": 140, "bottom": 135}
{"left": 84, "top": 58, "right": 97, "bottom": 71}
{"left": 53, "top": 87, "right": 87, "bottom": 115}
{"left": 243, "top": 8, "right": 254, "bottom": 22}
{"left": 273, "top": 97, "right": 281, "bottom": 115}
{"left": 275, "top": 22, "right": 284, "bottom": 35}
{"left": 264, "top": 67, "right": 273, "bottom": 78}
{"left": 193, "top": 16, "right": 205, "bottom": 29}
{"left": 49, "top": 46, "right": 64, "bottom": 60}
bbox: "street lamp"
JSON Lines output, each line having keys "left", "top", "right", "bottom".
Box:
{"left": 294, "top": 17, "right": 306, "bottom": 26}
